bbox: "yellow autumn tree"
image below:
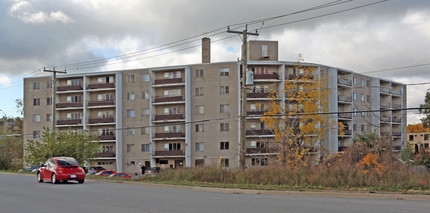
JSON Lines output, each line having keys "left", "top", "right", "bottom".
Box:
{"left": 262, "top": 60, "right": 340, "bottom": 168}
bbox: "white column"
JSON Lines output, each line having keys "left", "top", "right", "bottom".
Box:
{"left": 115, "top": 73, "right": 123, "bottom": 172}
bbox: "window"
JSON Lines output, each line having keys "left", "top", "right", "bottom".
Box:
{"left": 66, "top": 95, "right": 81, "bottom": 103}
{"left": 33, "top": 98, "right": 40, "bottom": 106}
{"left": 366, "top": 95, "right": 370, "bottom": 103}
{"left": 33, "top": 131, "right": 40, "bottom": 139}
{"left": 195, "top": 159, "right": 204, "bottom": 167}
{"left": 127, "top": 128, "right": 135, "bottom": 136}
{"left": 353, "top": 108, "right": 357, "bottom": 116}
{"left": 262, "top": 44, "right": 268, "bottom": 57}
{"left": 46, "top": 114, "right": 51, "bottom": 121}
{"left": 220, "top": 67, "right": 229, "bottom": 76}
{"left": 101, "top": 145, "right": 113, "bottom": 153}
{"left": 252, "top": 158, "right": 268, "bottom": 166}
{"left": 407, "top": 135, "right": 412, "bottom": 141}
{"left": 165, "top": 143, "right": 181, "bottom": 151}
{"left": 67, "top": 79, "right": 82, "bottom": 86}
{"left": 220, "top": 159, "right": 229, "bottom": 167}
{"left": 142, "top": 74, "right": 150, "bottom": 82}
{"left": 366, "top": 80, "right": 370, "bottom": 87}
{"left": 126, "top": 109, "right": 135, "bottom": 118}
{"left": 164, "top": 89, "right": 181, "bottom": 96}
{"left": 142, "top": 91, "right": 149, "bottom": 99}
{"left": 127, "top": 92, "right": 135, "bottom": 100}
{"left": 164, "top": 107, "right": 181, "bottom": 115}
{"left": 46, "top": 80, "right": 52, "bottom": 88}
{"left": 98, "top": 76, "right": 114, "bottom": 83}
{"left": 220, "top": 123, "right": 229, "bottom": 132}
{"left": 33, "top": 82, "right": 40, "bottom": 90}
{"left": 250, "top": 141, "right": 266, "bottom": 148}
{"left": 164, "top": 71, "right": 181, "bottom": 79}
{"left": 195, "top": 69, "right": 204, "bottom": 78}
{"left": 361, "top": 94, "right": 365, "bottom": 102}
{"left": 353, "top": 77, "right": 357, "bottom": 85}
{"left": 195, "top": 105, "right": 204, "bottom": 115}
{"left": 220, "top": 141, "right": 229, "bottom": 150}
{"left": 66, "top": 112, "right": 81, "bottom": 120}
{"left": 141, "top": 127, "right": 150, "bottom": 135}
{"left": 126, "top": 74, "right": 135, "bottom": 83}
{"left": 425, "top": 134, "right": 429, "bottom": 141}
{"left": 255, "top": 67, "right": 269, "bottom": 74}
{"left": 33, "top": 114, "right": 40, "bottom": 122}
{"left": 46, "top": 97, "right": 52, "bottom": 105}
{"left": 353, "top": 93, "right": 357, "bottom": 101}
{"left": 141, "top": 108, "right": 150, "bottom": 117}
{"left": 126, "top": 144, "right": 135, "bottom": 152}
{"left": 361, "top": 79, "right": 365, "bottom": 86}
{"left": 159, "top": 160, "right": 168, "bottom": 164}
{"left": 195, "top": 123, "right": 204, "bottom": 132}
{"left": 141, "top": 144, "right": 150, "bottom": 152}
{"left": 196, "top": 142, "right": 204, "bottom": 151}
{"left": 97, "top": 111, "right": 114, "bottom": 118}
{"left": 195, "top": 87, "right": 204, "bottom": 96}
{"left": 353, "top": 124, "right": 357, "bottom": 131}
{"left": 220, "top": 86, "right": 229, "bottom": 95}
{"left": 164, "top": 125, "right": 181, "bottom": 133}
{"left": 361, "top": 124, "right": 365, "bottom": 132}
{"left": 97, "top": 94, "right": 113, "bottom": 101}
{"left": 220, "top": 104, "right": 230, "bottom": 113}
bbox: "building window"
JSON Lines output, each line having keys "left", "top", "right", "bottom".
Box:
{"left": 141, "top": 144, "right": 150, "bottom": 152}
{"left": 220, "top": 141, "right": 229, "bottom": 150}
{"left": 142, "top": 74, "right": 150, "bottom": 82}
{"left": 126, "top": 74, "right": 135, "bottom": 83}
{"left": 67, "top": 79, "right": 82, "bottom": 86}
{"left": 252, "top": 158, "right": 268, "bottom": 166}
{"left": 46, "top": 80, "right": 52, "bottom": 88}
{"left": 164, "top": 143, "right": 181, "bottom": 151}
{"left": 141, "top": 108, "right": 150, "bottom": 117}
{"left": 97, "top": 94, "right": 113, "bottom": 101}
{"left": 66, "top": 95, "right": 81, "bottom": 103}
{"left": 262, "top": 45, "right": 269, "bottom": 57}
{"left": 361, "top": 94, "right": 365, "bottom": 102}
{"left": 98, "top": 76, "right": 114, "bottom": 83}
{"left": 251, "top": 141, "right": 266, "bottom": 148}
{"left": 220, "top": 67, "right": 229, "bottom": 76}
{"left": 195, "top": 69, "right": 204, "bottom": 78}
{"left": 409, "top": 135, "right": 414, "bottom": 141}
{"left": 361, "top": 79, "right": 365, "bottom": 86}
{"left": 220, "top": 123, "right": 229, "bottom": 132}
{"left": 46, "top": 114, "right": 51, "bottom": 121}
{"left": 126, "top": 109, "right": 135, "bottom": 118}
{"left": 33, "top": 82, "right": 40, "bottom": 90}
{"left": 195, "top": 123, "right": 204, "bottom": 132}
{"left": 425, "top": 134, "right": 429, "bottom": 141}
{"left": 196, "top": 142, "right": 204, "bottom": 151}
{"left": 164, "top": 71, "right": 181, "bottom": 79}
{"left": 164, "top": 89, "right": 181, "bottom": 96}
{"left": 366, "top": 95, "right": 370, "bottom": 103}
{"left": 127, "top": 92, "right": 135, "bottom": 100}
{"left": 220, "top": 159, "right": 229, "bottom": 167}
{"left": 366, "top": 80, "right": 370, "bottom": 87}
{"left": 220, "top": 104, "right": 230, "bottom": 113}
{"left": 46, "top": 97, "right": 52, "bottom": 105}
{"left": 195, "top": 159, "right": 204, "bottom": 167}
{"left": 127, "top": 128, "right": 135, "bottom": 136}
{"left": 164, "top": 125, "right": 181, "bottom": 133}
{"left": 127, "top": 144, "right": 135, "bottom": 152}
{"left": 353, "top": 93, "right": 357, "bottom": 101}
{"left": 33, "top": 114, "right": 40, "bottom": 122}
{"left": 220, "top": 86, "right": 229, "bottom": 95}
{"left": 33, "top": 131, "right": 40, "bottom": 139}
{"left": 195, "top": 87, "right": 204, "bottom": 96}
{"left": 195, "top": 105, "right": 204, "bottom": 115}
{"left": 361, "top": 124, "right": 365, "bottom": 132}
{"left": 353, "top": 124, "right": 357, "bottom": 131}
{"left": 353, "top": 108, "right": 357, "bottom": 116}
{"left": 33, "top": 98, "right": 40, "bottom": 106}
{"left": 353, "top": 77, "right": 357, "bottom": 85}
{"left": 142, "top": 91, "right": 149, "bottom": 99}
{"left": 66, "top": 112, "right": 81, "bottom": 120}
{"left": 141, "top": 127, "right": 150, "bottom": 135}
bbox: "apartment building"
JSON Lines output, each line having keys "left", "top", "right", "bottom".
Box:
{"left": 408, "top": 132, "right": 430, "bottom": 153}
{"left": 23, "top": 39, "right": 407, "bottom": 173}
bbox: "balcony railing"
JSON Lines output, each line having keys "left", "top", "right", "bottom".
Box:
{"left": 338, "top": 78, "right": 352, "bottom": 86}
{"left": 392, "top": 103, "right": 401, "bottom": 109}
{"left": 338, "top": 95, "right": 352, "bottom": 102}
{"left": 380, "top": 87, "right": 391, "bottom": 94}
{"left": 153, "top": 96, "right": 184, "bottom": 103}
{"left": 338, "top": 113, "right": 352, "bottom": 119}
{"left": 392, "top": 132, "right": 402, "bottom": 137}
{"left": 288, "top": 74, "right": 315, "bottom": 80}
{"left": 246, "top": 147, "right": 279, "bottom": 154}
{"left": 381, "top": 116, "right": 391, "bottom": 122}
{"left": 88, "top": 117, "right": 115, "bottom": 124}
{"left": 95, "top": 152, "right": 115, "bottom": 158}
{"left": 153, "top": 150, "right": 184, "bottom": 156}
{"left": 57, "top": 85, "right": 82, "bottom": 91}
{"left": 98, "top": 134, "right": 115, "bottom": 140}
{"left": 56, "top": 102, "right": 82, "bottom": 108}
{"left": 88, "top": 100, "right": 115, "bottom": 107}
{"left": 154, "top": 114, "right": 184, "bottom": 121}
{"left": 254, "top": 73, "right": 279, "bottom": 80}
{"left": 247, "top": 92, "right": 273, "bottom": 98}
{"left": 87, "top": 83, "right": 115, "bottom": 89}
{"left": 341, "top": 129, "right": 352, "bottom": 135}
{"left": 392, "top": 117, "right": 402, "bottom": 123}
{"left": 56, "top": 119, "right": 81, "bottom": 125}
{"left": 247, "top": 111, "right": 266, "bottom": 116}
{"left": 154, "top": 78, "right": 183, "bottom": 85}
{"left": 380, "top": 102, "right": 390, "bottom": 108}
{"left": 246, "top": 129, "right": 275, "bottom": 136}
{"left": 154, "top": 132, "right": 185, "bottom": 138}
{"left": 391, "top": 90, "right": 401, "bottom": 96}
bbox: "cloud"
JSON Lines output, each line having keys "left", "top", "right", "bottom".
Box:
{"left": 0, "top": 75, "right": 11, "bottom": 87}
{"left": 8, "top": 1, "right": 74, "bottom": 24}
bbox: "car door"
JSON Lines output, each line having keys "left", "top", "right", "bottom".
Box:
{"left": 41, "top": 159, "right": 50, "bottom": 180}
{"left": 45, "top": 159, "right": 55, "bottom": 180}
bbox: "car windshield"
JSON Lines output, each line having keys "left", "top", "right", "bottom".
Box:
{"left": 95, "top": 171, "right": 104, "bottom": 175}
{"left": 57, "top": 158, "right": 79, "bottom": 167}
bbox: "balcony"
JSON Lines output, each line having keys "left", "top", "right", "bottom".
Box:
{"left": 392, "top": 132, "right": 402, "bottom": 137}
{"left": 254, "top": 73, "right": 279, "bottom": 80}
{"left": 88, "top": 117, "right": 115, "bottom": 124}
{"left": 246, "top": 129, "right": 275, "bottom": 136}
{"left": 247, "top": 111, "right": 266, "bottom": 116}
{"left": 380, "top": 102, "right": 390, "bottom": 108}
{"left": 153, "top": 96, "right": 184, "bottom": 104}
{"left": 338, "top": 78, "right": 352, "bottom": 86}
{"left": 392, "top": 117, "right": 402, "bottom": 123}
{"left": 338, "top": 95, "right": 352, "bottom": 102}
{"left": 56, "top": 102, "right": 82, "bottom": 108}
{"left": 338, "top": 113, "right": 352, "bottom": 119}
{"left": 380, "top": 87, "right": 391, "bottom": 94}
{"left": 87, "top": 83, "right": 115, "bottom": 90}
{"left": 153, "top": 150, "right": 184, "bottom": 157}
{"left": 56, "top": 119, "right": 81, "bottom": 125}
{"left": 95, "top": 152, "right": 115, "bottom": 158}
{"left": 288, "top": 74, "right": 315, "bottom": 80}
{"left": 391, "top": 90, "right": 401, "bottom": 96}
{"left": 381, "top": 116, "right": 391, "bottom": 122}
{"left": 247, "top": 92, "right": 273, "bottom": 99}
{"left": 57, "top": 85, "right": 82, "bottom": 91}
{"left": 154, "top": 132, "right": 185, "bottom": 139}
{"left": 98, "top": 134, "right": 115, "bottom": 140}
{"left": 154, "top": 78, "right": 183, "bottom": 85}
{"left": 87, "top": 100, "right": 115, "bottom": 107}
{"left": 246, "top": 147, "right": 279, "bottom": 154}
{"left": 154, "top": 114, "right": 184, "bottom": 121}
{"left": 392, "top": 103, "right": 402, "bottom": 109}
{"left": 340, "top": 129, "right": 352, "bottom": 136}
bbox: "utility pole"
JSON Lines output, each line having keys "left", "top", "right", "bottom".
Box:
{"left": 227, "top": 25, "right": 259, "bottom": 168}
{"left": 43, "top": 67, "right": 66, "bottom": 131}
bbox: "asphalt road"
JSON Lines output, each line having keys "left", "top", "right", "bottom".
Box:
{"left": 1, "top": 173, "right": 429, "bottom": 213}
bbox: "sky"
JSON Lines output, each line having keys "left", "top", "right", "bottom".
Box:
{"left": 0, "top": 0, "right": 429, "bottom": 124}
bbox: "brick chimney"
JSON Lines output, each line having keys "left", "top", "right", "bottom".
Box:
{"left": 202, "top": 37, "right": 211, "bottom": 63}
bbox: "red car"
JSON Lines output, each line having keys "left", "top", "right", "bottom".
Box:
{"left": 95, "top": 170, "right": 115, "bottom": 176}
{"left": 37, "top": 157, "right": 85, "bottom": 184}
{"left": 108, "top": 173, "right": 131, "bottom": 179}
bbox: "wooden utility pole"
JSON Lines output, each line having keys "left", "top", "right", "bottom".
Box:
{"left": 227, "top": 26, "right": 259, "bottom": 168}
{"left": 43, "top": 68, "right": 66, "bottom": 130}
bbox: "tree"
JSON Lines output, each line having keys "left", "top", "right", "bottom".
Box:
{"left": 262, "top": 61, "right": 341, "bottom": 168}
{"left": 15, "top": 98, "right": 23, "bottom": 116}
{"left": 407, "top": 123, "right": 430, "bottom": 133}
{"left": 25, "top": 128, "right": 100, "bottom": 166}
{"left": 0, "top": 134, "right": 23, "bottom": 170}
{"left": 420, "top": 89, "right": 430, "bottom": 128}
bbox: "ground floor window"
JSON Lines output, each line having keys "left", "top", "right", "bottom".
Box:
{"left": 251, "top": 158, "right": 268, "bottom": 166}
{"left": 195, "top": 159, "right": 204, "bottom": 167}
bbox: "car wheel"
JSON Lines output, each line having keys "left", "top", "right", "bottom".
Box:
{"left": 52, "top": 174, "right": 58, "bottom": 184}
{"left": 78, "top": 180, "right": 84, "bottom": 184}
{"left": 37, "top": 173, "right": 43, "bottom": 183}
